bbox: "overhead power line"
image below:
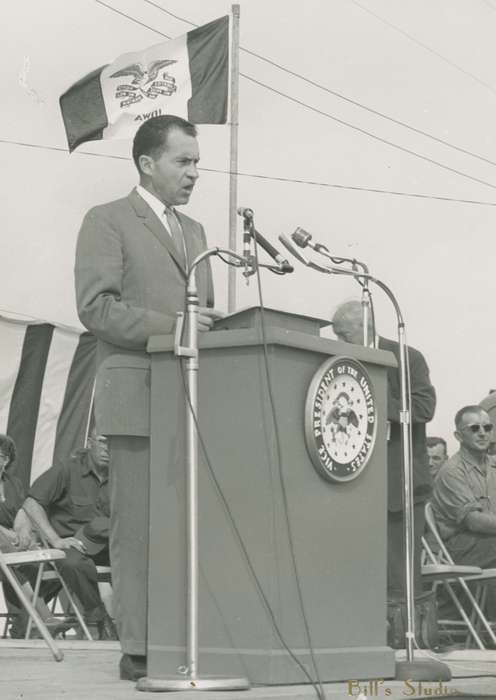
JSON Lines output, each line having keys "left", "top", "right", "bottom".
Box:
{"left": 138, "top": 0, "right": 496, "bottom": 169}
{"left": 242, "top": 74, "right": 496, "bottom": 192}
{"left": 95, "top": 0, "right": 171, "bottom": 37}
{"left": 2, "top": 137, "right": 496, "bottom": 207}
{"left": 92, "top": 0, "right": 496, "bottom": 193}
{"left": 239, "top": 48, "right": 496, "bottom": 169}
{"left": 349, "top": 0, "right": 496, "bottom": 97}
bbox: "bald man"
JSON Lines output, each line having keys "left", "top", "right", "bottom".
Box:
{"left": 332, "top": 301, "right": 436, "bottom": 613}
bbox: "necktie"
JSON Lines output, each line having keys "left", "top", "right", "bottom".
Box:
{"left": 164, "top": 207, "right": 186, "bottom": 267}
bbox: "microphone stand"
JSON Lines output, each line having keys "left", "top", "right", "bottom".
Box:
{"left": 138, "top": 247, "right": 252, "bottom": 693}
{"left": 279, "top": 237, "right": 451, "bottom": 683}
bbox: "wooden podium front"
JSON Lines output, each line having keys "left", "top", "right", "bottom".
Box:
{"left": 146, "top": 308, "right": 396, "bottom": 683}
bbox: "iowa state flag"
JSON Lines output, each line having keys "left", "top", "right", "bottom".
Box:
{"left": 60, "top": 16, "right": 229, "bottom": 152}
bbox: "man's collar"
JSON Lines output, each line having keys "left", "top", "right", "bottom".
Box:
{"left": 81, "top": 450, "right": 108, "bottom": 482}
{"left": 459, "top": 446, "right": 491, "bottom": 474}
{"left": 136, "top": 185, "right": 165, "bottom": 220}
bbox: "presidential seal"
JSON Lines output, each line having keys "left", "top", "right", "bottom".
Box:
{"left": 305, "top": 356, "right": 377, "bottom": 482}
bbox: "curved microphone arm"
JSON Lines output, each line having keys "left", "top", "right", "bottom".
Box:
{"left": 186, "top": 247, "right": 249, "bottom": 290}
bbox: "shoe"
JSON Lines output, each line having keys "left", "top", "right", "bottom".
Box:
{"left": 119, "top": 653, "right": 147, "bottom": 681}
{"left": 10, "top": 613, "right": 76, "bottom": 639}
{"left": 44, "top": 615, "right": 78, "bottom": 637}
{"left": 9, "top": 611, "right": 28, "bottom": 639}
{"left": 84, "top": 603, "right": 106, "bottom": 626}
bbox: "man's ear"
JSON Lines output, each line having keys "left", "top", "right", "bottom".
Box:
{"left": 138, "top": 154, "right": 154, "bottom": 176}
{"left": 454, "top": 429, "right": 461, "bottom": 444}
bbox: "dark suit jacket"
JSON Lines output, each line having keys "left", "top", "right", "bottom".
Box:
{"left": 75, "top": 188, "right": 214, "bottom": 437}
{"left": 378, "top": 336, "right": 436, "bottom": 512}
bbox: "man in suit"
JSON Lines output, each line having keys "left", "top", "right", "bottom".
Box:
{"left": 331, "top": 301, "right": 436, "bottom": 609}
{"left": 75, "top": 115, "right": 220, "bottom": 680}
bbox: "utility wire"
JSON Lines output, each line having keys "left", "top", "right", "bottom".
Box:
{"left": 140, "top": 0, "right": 191, "bottom": 25}
{"left": 242, "top": 74, "right": 496, "bottom": 192}
{"left": 93, "top": 0, "right": 496, "bottom": 192}
{"left": 240, "top": 49, "right": 496, "bottom": 169}
{"left": 349, "top": 0, "right": 496, "bottom": 98}
{"left": 140, "top": 0, "right": 496, "bottom": 169}
{"left": 2, "top": 137, "right": 496, "bottom": 207}
{"left": 0, "top": 137, "right": 130, "bottom": 161}
{"left": 202, "top": 166, "right": 496, "bottom": 207}
{"left": 95, "top": 0, "right": 170, "bottom": 37}
{"left": 178, "top": 359, "right": 324, "bottom": 699}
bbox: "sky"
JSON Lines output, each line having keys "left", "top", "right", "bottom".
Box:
{"left": 1, "top": 0, "right": 496, "bottom": 452}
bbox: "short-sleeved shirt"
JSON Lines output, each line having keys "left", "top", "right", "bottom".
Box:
{"left": 431, "top": 448, "right": 496, "bottom": 540}
{"left": 0, "top": 472, "right": 26, "bottom": 529}
{"left": 28, "top": 450, "right": 109, "bottom": 538}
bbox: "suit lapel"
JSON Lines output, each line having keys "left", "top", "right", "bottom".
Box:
{"left": 127, "top": 189, "right": 187, "bottom": 277}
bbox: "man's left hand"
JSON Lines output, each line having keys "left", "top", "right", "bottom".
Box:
{"left": 14, "top": 525, "right": 34, "bottom": 551}
{"left": 197, "top": 307, "right": 224, "bottom": 332}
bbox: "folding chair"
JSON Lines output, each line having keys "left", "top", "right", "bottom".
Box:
{"left": 423, "top": 501, "right": 496, "bottom": 649}
{"left": 24, "top": 552, "right": 95, "bottom": 641}
{"left": 96, "top": 565, "right": 113, "bottom": 617}
{"left": 38, "top": 563, "right": 114, "bottom": 641}
{"left": 0, "top": 548, "right": 65, "bottom": 660}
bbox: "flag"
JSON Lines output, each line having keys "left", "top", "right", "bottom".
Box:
{"left": 60, "top": 15, "right": 229, "bottom": 152}
{"left": 0, "top": 315, "right": 96, "bottom": 487}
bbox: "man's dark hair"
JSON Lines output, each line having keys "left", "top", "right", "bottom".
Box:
{"left": 426, "top": 436, "right": 447, "bottom": 452}
{"left": 132, "top": 115, "right": 197, "bottom": 173}
{"left": 454, "top": 405, "right": 485, "bottom": 430}
{"left": 0, "top": 434, "right": 17, "bottom": 469}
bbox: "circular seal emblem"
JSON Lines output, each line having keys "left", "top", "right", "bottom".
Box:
{"left": 304, "top": 356, "right": 377, "bottom": 482}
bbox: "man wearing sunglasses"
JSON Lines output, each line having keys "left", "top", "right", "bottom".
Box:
{"left": 431, "top": 405, "right": 496, "bottom": 618}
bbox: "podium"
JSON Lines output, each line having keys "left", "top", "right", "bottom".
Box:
{"left": 146, "top": 308, "right": 396, "bottom": 684}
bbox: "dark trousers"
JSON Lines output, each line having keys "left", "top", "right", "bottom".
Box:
{"left": 447, "top": 531, "right": 496, "bottom": 619}
{"left": 387, "top": 502, "right": 426, "bottom": 600}
{"left": 2, "top": 563, "right": 47, "bottom": 610}
{"left": 107, "top": 436, "right": 149, "bottom": 656}
{"left": 55, "top": 547, "right": 110, "bottom": 613}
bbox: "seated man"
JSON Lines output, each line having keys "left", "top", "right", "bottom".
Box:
{"left": 431, "top": 405, "right": 496, "bottom": 618}
{"left": 22, "top": 431, "right": 115, "bottom": 637}
{"left": 426, "top": 436, "right": 448, "bottom": 480}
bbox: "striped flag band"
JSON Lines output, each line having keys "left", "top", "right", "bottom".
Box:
{"left": 0, "top": 315, "right": 96, "bottom": 488}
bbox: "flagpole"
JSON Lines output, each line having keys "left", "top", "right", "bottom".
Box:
{"left": 227, "top": 4, "right": 240, "bottom": 313}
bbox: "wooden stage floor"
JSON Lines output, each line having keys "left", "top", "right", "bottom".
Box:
{"left": 0, "top": 640, "right": 494, "bottom": 700}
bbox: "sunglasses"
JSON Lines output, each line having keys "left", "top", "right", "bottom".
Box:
{"left": 464, "top": 423, "right": 494, "bottom": 434}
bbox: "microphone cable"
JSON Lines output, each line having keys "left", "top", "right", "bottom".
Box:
{"left": 176, "top": 268, "right": 325, "bottom": 699}
{"left": 250, "top": 238, "right": 326, "bottom": 700}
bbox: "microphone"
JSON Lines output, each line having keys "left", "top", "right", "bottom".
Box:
{"left": 292, "top": 227, "right": 312, "bottom": 248}
{"left": 237, "top": 207, "right": 254, "bottom": 220}
{"left": 278, "top": 235, "right": 310, "bottom": 265}
{"left": 291, "top": 227, "right": 328, "bottom": 253}
{"left": 237, "top": 206, "right": 293, "bottom": 273}
{"left": 253, "top": 228, "right": 294, "bottom": 272}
